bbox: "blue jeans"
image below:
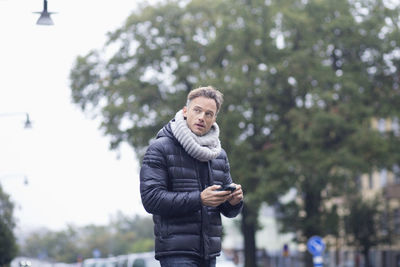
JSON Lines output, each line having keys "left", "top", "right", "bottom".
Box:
{"left": 159, "top": 255, "right": 216, "bottom": 267}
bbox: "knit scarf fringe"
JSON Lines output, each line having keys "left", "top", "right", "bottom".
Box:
{"left": 170, "top": 110, "right": 221, "bottom": 162}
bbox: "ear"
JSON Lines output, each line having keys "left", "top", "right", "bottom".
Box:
{"left": 182, "top": 106, "right": 188, "bottom": 118}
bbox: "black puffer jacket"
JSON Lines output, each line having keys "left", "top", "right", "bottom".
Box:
{"left": 140, "top": 123, "right": 243, "bottom": 260}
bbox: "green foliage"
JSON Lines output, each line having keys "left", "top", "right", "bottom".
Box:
{"left": 19, "top": 214, "right": 154, "bottom": 262}
{"left": 22, "top": 226, "right": 81, "bottom": 262}
{"left": 130, "top": 238, "right": 154, "bottom": 253}
{"left": 69, "top": 0, "right": 400, "bottom": 265}
{"left": 108, "top": 213, "right": 155, "bottom": 254}
{"left": 344, "top": 196, "right": 381, "bottom": 267}
{"left": 270, "top": 0, "right": 400, "bottom": 244}
{"left": 0, "top": 185, "right": 18, "bottom": 266}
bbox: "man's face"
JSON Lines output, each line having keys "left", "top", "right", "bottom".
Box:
{"left": 183, "top": 96, "right": 217, "bottom": 136}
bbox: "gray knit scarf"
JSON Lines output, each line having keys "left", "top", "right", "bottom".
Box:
{"left": 170, "top": 110, "right": 222, "bottom": 162}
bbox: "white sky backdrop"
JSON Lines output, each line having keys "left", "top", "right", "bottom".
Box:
{"left": 0, "top": 0, "right": 151, "bottom": 233}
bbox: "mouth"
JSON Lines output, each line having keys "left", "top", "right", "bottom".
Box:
{"left": 195, "top": 123, "right": 205, "bottom": 129}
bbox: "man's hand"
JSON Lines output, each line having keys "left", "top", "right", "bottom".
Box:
{"left": 201, "top": 185, "right": 232, "bottom": 207}
{"left": 228, "top": 183, "right": 243, "bottom": 206}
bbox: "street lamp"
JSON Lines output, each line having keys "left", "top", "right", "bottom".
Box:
{"left": 34, "top": 0, "right": 56, "bottom": 26}
{"left": 0, "top": 173, "right": 29, "bottom": 186}
{"left": 24, "top": 113, "right": 32, "bottom": 129}
{"left": 0, "top": 112, "right": 32, "bottom": 129}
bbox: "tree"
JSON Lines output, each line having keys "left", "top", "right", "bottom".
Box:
{"left": 0, "top": 185, "right": 18, "bottom": 266}
{"left": 269, "top": 0, "right": 399, "bottom": 265}
{"left": 344, "top": 196, "right": 381, "bottom": 267}
{"left": 108, "top": 213, "right": 154, "bottom": 254}
{"left": 69, "top": 0, "right": 400, "bottom": 266}
{"left": 19, "top": 213, "right": 155, "bottom": 262}
{"left": 21, "top": 226, "right": 81, "bottom": 262}
{"left": 70, "top": 1, "right": 287, "bottom": 265}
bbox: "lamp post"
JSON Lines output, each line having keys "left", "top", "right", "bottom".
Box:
{"left": 34, "top": 0, "right": 56, "bottom": 26}
{"left": 0, "top": 173, "right": 29, "bottom": 186}
{"left": 0, "top": 112, "right": 32, "bottom": 129}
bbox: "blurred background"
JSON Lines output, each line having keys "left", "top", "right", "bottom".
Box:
{"left": 1, "top": 0, "right": 400, "bottom": 266}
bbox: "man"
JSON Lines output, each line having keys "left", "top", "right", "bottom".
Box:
{"left": 140, "top": 86, "right": 244, "bottom": 267}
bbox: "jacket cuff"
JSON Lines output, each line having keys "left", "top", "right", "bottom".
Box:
{"left": 191, "top": 190, "right": 203, "bottom": 210}
{"left": 220, "top": 200, "right": 243, "bottom": 218}
{"left": 227, "top": 200, "right": 243, "bottom": 209}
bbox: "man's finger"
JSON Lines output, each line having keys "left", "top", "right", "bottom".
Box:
{"left": 210, "top": 184, "right": 221, "bottom": 190}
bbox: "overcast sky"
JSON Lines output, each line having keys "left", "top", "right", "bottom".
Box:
{"left": 0, "top": 0, "right": 151, "bottom": 233}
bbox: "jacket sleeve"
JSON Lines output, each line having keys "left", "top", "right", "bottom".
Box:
{"left": 140, "top": 139, "right": 202, "bottom": 217}
{"left": 218, "top": 150, "right": 243, "bottom": 218}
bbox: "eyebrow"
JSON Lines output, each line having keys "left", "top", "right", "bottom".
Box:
{"left": 193, "top": 105, "right": 215, "bottom": 115}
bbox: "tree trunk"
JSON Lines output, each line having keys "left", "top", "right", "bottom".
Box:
{"left": 336, "top": 237, "right": 340, "bottom": 267}
{"left": 303, "top": 180, "right": 323, "bottom": 267}
{"left": 241, "top": 203, "right": 258, "bottom": 267}
{"left": 305, "top": 252, "right": 313, "bottom": 267}
{"left": 363, "top": 248, "right": 370, "bottom": 267}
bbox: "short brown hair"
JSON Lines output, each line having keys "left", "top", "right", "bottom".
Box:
{"left": 186, "top": 86, "right": 224, "bottom": 113}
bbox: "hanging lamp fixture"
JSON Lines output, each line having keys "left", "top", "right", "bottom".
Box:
{"left": 34, "top": 0, "right": 56, "bottom": 25}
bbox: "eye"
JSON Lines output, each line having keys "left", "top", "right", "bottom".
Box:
{"left": 205, "top": 112, "right": 214, "bottom": 118}
{"left": 193, "top": 107, "right": 201, "bottom": 113}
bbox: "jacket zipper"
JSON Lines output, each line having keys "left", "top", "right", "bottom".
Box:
{"left": 195, "top": 162, "right": 205, "bottom": 259}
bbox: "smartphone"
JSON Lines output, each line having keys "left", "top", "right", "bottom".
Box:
{"left": 216, "top": 184, "right": 236, "bottom": 192}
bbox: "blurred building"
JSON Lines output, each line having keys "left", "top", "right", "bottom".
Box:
{"left": 221, "top": 203, "right": 299, "bottom": 265}
{"left": 325, "top": 117, "right": 400, "bottom": 267}
{"left": 363, "top": 118, "right": 400, "bottom": 247}
{"left": 357, "top": 164, "right": 400, "bottom": 266}
{"left": 221, "top": 117, "right": 400, "bottom": 266}
{"left": 222, "top": 204, "right": 296, "bottom": 253}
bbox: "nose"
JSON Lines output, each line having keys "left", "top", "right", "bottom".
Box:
{"left": 197, "top": 112, "right": 205, "bottom": 121}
